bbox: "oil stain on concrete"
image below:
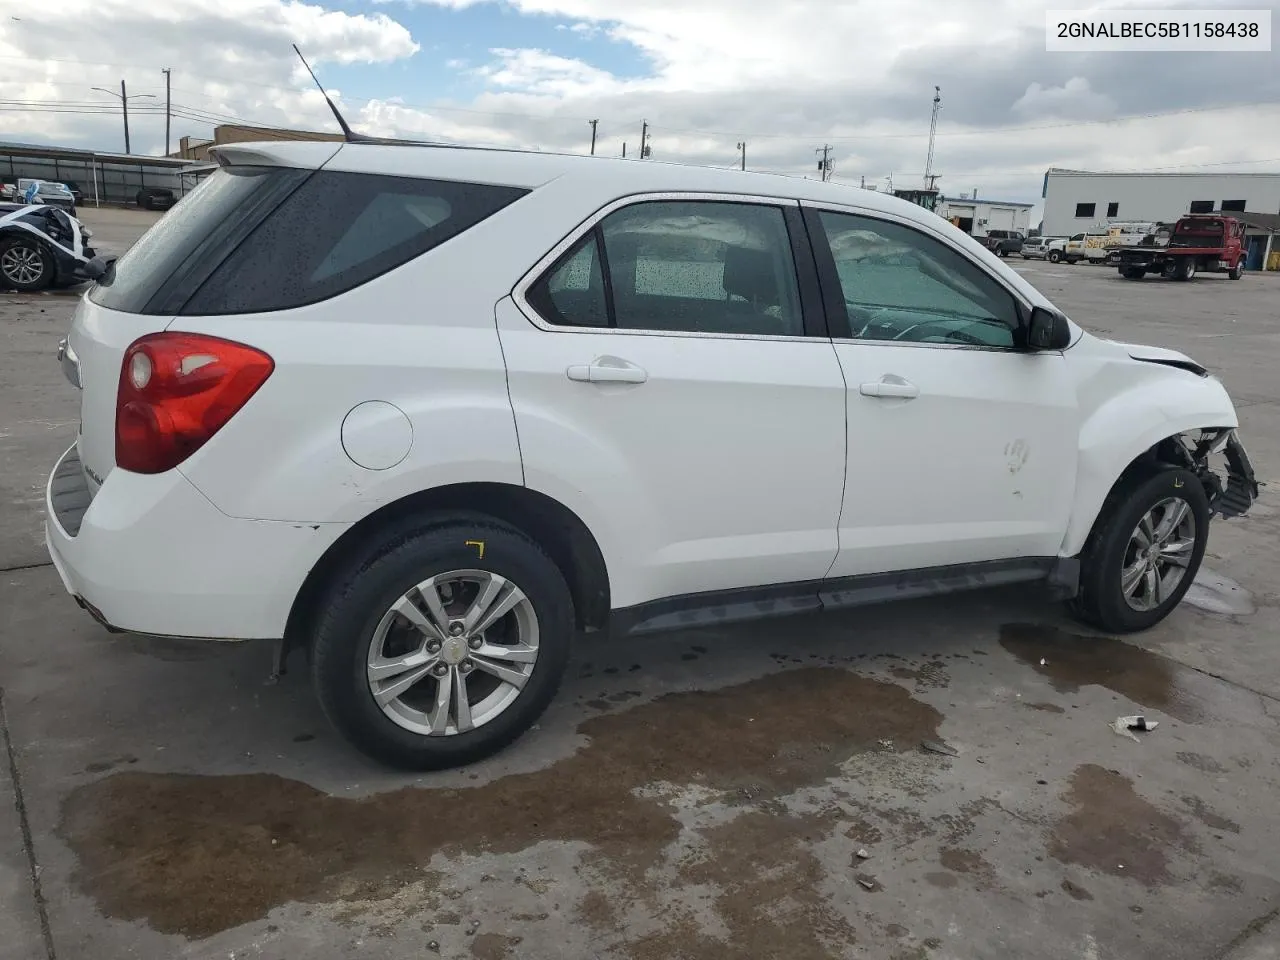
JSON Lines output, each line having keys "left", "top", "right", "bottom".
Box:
{"left": 999, "top": 622, "right": 1205, "bottom": 722}
{"left": 59, "top": 667, "right": 942, "bottom": 946}
{"left": 1049, "top": 765, "right": 1192, "bottom": 886}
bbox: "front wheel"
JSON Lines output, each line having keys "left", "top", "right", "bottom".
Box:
{"left": 311, "top": 517, "right": 574, "bottom": 770}
{"left": 1048, "top": 250, "right": 1062, "bottom": 263}
{"left": 1120, "top": 267, "right": 1145, "bottom": 280}
{"left": 1070, "top": 467, "right": 1209, "bottom": 633}
{"left": 1229, "top": 264, "right": 1243, "bottom": 280}
{"left": 0, "top": 237, "right": 53, "bottom": 291}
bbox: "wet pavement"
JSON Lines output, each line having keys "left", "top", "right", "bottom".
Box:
{"left": 3, "top": 256, "right": 1280, "bottom": 959}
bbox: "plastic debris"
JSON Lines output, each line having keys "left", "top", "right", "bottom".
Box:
{"left": 921, "top": 739, "right": 959, "bottom": 757}
{"left": 1112, "top": 716, "right": 1159, "bottom": 741}
{"left": 856, "top": 874, "right": 879, "bottom": 891}
{"left": 856, "top": 848, "right": 871, "bottom": 860}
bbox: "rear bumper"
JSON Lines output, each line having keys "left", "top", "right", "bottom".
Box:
{"left": 45, "top": 444, "right": 350, "bottom": 640}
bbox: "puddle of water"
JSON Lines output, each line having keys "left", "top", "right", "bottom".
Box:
{"left": 60, "top": 667, "right": 942, "bottom": 942}
{"left": 999, "top": 623, "right": 1205, "bottom": 722}
{"left": 1182, "top": 569, "right": 1255, "bottom": 617}
{"left": 1049, "top": 765, "right": 1191, "bottom": 886}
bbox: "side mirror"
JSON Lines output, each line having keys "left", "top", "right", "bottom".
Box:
{"left": 81, "top": 256, "right": 109, "bottom": 281}
{"left": 1027, "top": 306, "right": 1071, "bottom": 351}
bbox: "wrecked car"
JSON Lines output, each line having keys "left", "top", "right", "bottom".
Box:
{"left": 46, "top": 141, "right": 1259, "bottom": 770}
{"left": 0, "top": 202, "right": 97, "bottom": 291}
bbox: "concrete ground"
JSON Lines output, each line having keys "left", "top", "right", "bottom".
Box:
{"left": 2, "top": 239, "right": 1279, "bottom": 960}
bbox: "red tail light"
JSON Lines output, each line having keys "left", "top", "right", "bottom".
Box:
{"left": 115, "top": 332, "right": 274, "bottom": 474}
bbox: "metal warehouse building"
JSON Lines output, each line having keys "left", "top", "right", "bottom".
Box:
{"left": 935, "top": 195, "right": 1034, "bottom": 237}
{"left": 0, "top": 142, "right": 199, "bottom": 206}
{"left": 1042, "top": 168, "right": 1280, "bottom": 237}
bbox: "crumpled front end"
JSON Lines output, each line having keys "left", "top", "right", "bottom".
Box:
{"left": 1167, "top": 429, "right": 1260, "bottom": 519}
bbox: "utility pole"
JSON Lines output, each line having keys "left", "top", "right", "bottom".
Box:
{"left": 924, "top": 85, "right": 941, "bottom": 187}
{"left": 736, "top": 141, "right": 746, "bottom": 171}
{"left": 640, "top": 120, "right": 650, "bottom": 158}
{"left": 588, "top": 119, "right": 598, "bottom": 156}
{"left": 91, "top": 82, "right": 156, "bottom": 155}
{"left": 622, "top": 141, "right": 627, "bottom": 158}
{"left": 815, "top": 145, "right": 833, "bottom": 182}
{"left": 162, "top": 68, "right": 172, "bottom": 157}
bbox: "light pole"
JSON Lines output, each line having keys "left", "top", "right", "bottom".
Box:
{"left": 91, "top": 82, "right": 156, "bottom": 155}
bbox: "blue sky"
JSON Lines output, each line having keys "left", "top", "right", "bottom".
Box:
{"left": 314, "top": 2, "right": 651, "bottom": 106}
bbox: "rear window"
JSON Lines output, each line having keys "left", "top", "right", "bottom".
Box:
{"left": 92, "top": 166, "right": 528, "bottom": 316}
{"left": 180, "top": 171, "right": 528, "bottom": 316}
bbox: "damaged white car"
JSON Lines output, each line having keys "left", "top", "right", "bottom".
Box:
{"left": 0, "top": 202, "right": 97, "bottom": 291}
{"left": 46, "top": 141, "right": 1258, "bottom": 769}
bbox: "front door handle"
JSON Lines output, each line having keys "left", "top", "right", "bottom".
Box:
{"left": 566, "top": 357, "right": 648, "bottom": 384}
{"left": 859, "top": 376, "right": 919, "bottom": 399}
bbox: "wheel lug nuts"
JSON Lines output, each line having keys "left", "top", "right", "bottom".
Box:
{"left": 468, "top": 637, "right": 483, "bottom": 650}
{"left": 427, "top": 641, "right": 441, "bottom": 653}
{"left": 433, "top": 663, "right": 448, "bottom": 677}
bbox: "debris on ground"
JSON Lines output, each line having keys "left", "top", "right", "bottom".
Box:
{"left": 921, "top": 738, "right": 959, "bottom": 757}
{"left": 856, "top": 848, "right": 871, "bottom": 860}
{"left": 856, "top": 874, "right": 879, "bottom": 891}
{"left": 877, "top": 739, "right": 894, "bottom": 750}
{"left": 1112, "top": 716, "right": 1159, "bottom": 741}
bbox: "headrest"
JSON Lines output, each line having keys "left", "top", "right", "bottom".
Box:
{"left": 722, "top": 246, "right": 779, "bottom": 307}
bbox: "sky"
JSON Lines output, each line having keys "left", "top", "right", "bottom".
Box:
{"left": 1, "top": 0, "right": 1278, "bottom": 208}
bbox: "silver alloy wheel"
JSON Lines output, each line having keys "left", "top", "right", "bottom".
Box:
{"left": 366, "top": 569, "right": 539, "bottom": 736}
{"left": 0, "top": 244, "right": 44, "bottom": 285}
{"left": 1121, "top": 497, "right": 1197, "bottom": 612}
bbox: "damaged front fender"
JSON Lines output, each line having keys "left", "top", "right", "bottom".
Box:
{"left": 1172, "top": 428, "right": 1260, "bottom": 519}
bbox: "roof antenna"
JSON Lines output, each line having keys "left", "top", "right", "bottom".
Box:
{"left": 293, "top": 43, "right": 376, "bottom": 143}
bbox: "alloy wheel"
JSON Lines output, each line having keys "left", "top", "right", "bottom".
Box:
{"left": 0, "top": 245, "right": 43, "bottom": 285}
{"left": 1120, "top": 497, "right": 1196, "bottom": 612}
{"left": 366, "top": 569, "right": 539, "bottom": 736}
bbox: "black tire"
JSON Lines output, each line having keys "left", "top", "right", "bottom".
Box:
{"left": 310, "top": 516, "right": 574, "bottom": 770}
{"left": 1048, "top": 250, "right": 1062, "bottom": 263}
{"left": 1176, "top": 258, "right": 1197, "bottom": 281}
{"left": 1229, "top": 264, "right": 1243, "bottom": 280}
{"left": 0, "top": 236, "right": 54, "bottom": 291}
{"left": 1120, "top": 267, "right": 1145, "bottom": 280}
{"left": 1069, "top": 467, "right": 1210, "bottom": 634}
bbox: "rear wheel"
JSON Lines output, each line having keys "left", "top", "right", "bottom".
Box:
{"left": 1120, "top": 267, "right": 1145, "bottom": 280}
{"left": 1176, "top": 258, "right": 1197, "bottom": 281}
{"left": 1229, "top": 263, "right": 1243, "bottom": 280}
{"left": 1048, "top": 250, "right": 1062, "bottom": 263}
{"left": 311, "top": 517, "right": 574, "bottom": 770}
{"left": 0, "top": 236, "right": 53, "bottom": 291}
{"left": 1070, "top": 467, "right": 1209, "bottom": 633}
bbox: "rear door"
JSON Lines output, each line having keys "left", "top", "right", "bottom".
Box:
{"left": 499, "top": 193, "right": 848, "bottom": 609}
{"left": 803, "top": 203, "right": 1079, "bottom": 578}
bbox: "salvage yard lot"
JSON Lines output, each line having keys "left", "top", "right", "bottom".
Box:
{"left": 2, "top": 236, "right": 1280, "bottom": 959}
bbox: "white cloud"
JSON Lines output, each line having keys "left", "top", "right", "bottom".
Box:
{"left": 1013, "top": 78, "right": 1116, "bottom": 121}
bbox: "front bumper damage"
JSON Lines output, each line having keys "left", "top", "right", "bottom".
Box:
{"left": 1185, "top": 429, "right": 1260, "bottom": 519}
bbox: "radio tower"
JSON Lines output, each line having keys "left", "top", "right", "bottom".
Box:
{"left": 924, "top": 85, "right": 941, "bottom": 188}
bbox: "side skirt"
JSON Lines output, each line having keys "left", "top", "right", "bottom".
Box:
{"left": 611, "top": 557, "right": 1067, "bottom": 637}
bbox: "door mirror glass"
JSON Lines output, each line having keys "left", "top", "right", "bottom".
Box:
{"left": 1027, "top": 306, "right": 1071, "bottom": 350}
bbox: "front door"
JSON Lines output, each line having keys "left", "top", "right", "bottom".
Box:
{"left": 803, "top": 205, "right": 1079, "bottom": 579}
{"left": 498, "top": 195, "right": 848, "bottom": 609}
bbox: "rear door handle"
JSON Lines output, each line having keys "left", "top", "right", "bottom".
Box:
{"left": 566, "top": 357, "right": 648, "bottom": 384}
{"left": 859, "top": 376, "right": 919, "bottom": 399}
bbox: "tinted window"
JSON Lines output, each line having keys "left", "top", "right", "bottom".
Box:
{"left": 525, "top": 232, "right": 609, "bottom": 328}
{"left": 1106, "top": 202, "right": 1119, "bottom": 217}
{"left": 600, "top": 201, "right": 803, "bottom": 336}
{"left": 90, "top": 166, "right": 304, "bottom": 314}
{"left": 182, "top": 172, "right": 527, "bottom": 315}
{"left": 1221, "top": 199, "right": 1246, "bottom": 212}
{"left": 1188, "top": 200, "right": 1215, "bottom": 214}
{"left": 1074, "top": 203, "right": 1096, "bottom": 218}
{"left": 815, "top": 210, "right": 1019, "bottom": 349}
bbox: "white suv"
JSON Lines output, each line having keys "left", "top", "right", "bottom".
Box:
{"left": 46, "top": 141, "right": 1258, "bottom": 769}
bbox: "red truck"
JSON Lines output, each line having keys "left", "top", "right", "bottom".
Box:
{"left": 1109, "top": 214, "right": 1246, "bottom": 281}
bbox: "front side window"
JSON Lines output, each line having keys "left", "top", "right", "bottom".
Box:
{"left": 814, "top": 210, "right": 1020, "bottom": 349}
{"left": 527, "top": 200, "right": 804, "bottom": 337}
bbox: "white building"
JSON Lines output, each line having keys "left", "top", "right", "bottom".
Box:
{"left": 935, "top": 195, "right": 1033, "bottom": 237}
{"left": 1042, "top": 169, "right": 1280, "bottom": 237}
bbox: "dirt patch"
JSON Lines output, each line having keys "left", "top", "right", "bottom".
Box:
{"left": 1177, "top": 751, "right": 1228, "bottom": 774}
{"left": 938, "top": 847, "right": 996, "bottom": 889}
{"left": 59, "top": 667, "right": 942, "bottom": 939}
{"left": 999, "top": 623, "right": 1205, "bottom": 722}
{"left": 1181, "top": 796, "right": 1241, "bottom": 834}
{"left": 470, "top": 933, "right": 522, "bottom": 959}
{"left": 1060, "top": 878, "right": 1093, "bottom": 901}
{"left": 1048, "top": 765, "right": 1191, "bottom": 886}
{"left": 924, "top": 872, "right": 957, "bottom": 889}
{"left": 887, "top": 661, "right": 949, "bottom": 689}
{"left": 1022, "top": 701, "right": 1065, "bottom": 715}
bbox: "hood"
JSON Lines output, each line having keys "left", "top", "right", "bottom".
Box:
{"left": 1110, "top": 340, "right": 1207, "bottom": 377}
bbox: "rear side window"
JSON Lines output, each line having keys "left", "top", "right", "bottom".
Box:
{"left": 90, "top": 166, "right": 304, "bottom": 314}
{"left": 181, "top": 172, "right": 527, "bottom": 315}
